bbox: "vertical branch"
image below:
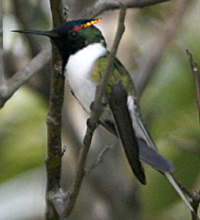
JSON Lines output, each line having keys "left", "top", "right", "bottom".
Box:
{"left": 46, "top": 1, "right": 67, "bottom": 219}
{"left": 62, "top": 3, "right": 126, "bottom": 218}
{"left": 185, "top": 50, "right": 200, "bottom": 220}
{"left": 49, "top": 0, "right": 65, "bottom": 27}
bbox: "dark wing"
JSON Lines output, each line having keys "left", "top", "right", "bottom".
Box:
{"left": 97, "top": 55, "right": 175, "bottom": 174}
{"left": 107, "top": 80, "right": 146, "bottom": 185}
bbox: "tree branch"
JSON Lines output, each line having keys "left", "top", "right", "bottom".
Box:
{"left": 45, "top": 1, "right": 68, "bottom": 220}
{"left": 49, "top": 0, "right": 66, "bottom": 27}
{"left": 80, "top": 0, "right": 170, "bottom": 18}
{"left": 185, "top": 48, "right": 200, "bottom": 218}
{"left": 62, "top": 3, "right": 127, "bottom": 218}
{"left": 0, "top": 48, "right": 51, "bottom": 108}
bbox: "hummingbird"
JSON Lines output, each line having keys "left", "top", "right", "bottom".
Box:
{"left": 13, "top": 18, "right": 194, "bottom": 212}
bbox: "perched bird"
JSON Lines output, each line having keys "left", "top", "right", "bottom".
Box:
{"left": 13, "top": 18, "right": 194, "bottom": 212}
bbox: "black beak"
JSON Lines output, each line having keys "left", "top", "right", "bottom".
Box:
{"left": 12, "top": 30, "right": 58, "bottom": 38}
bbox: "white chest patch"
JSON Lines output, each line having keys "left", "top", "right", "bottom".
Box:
{"left": 65, "top": 43, "right": 107, "bottom": 113}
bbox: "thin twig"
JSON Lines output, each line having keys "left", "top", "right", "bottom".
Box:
{"left": 87, "top": 145, "right": 114, "bottom": 173}
{"left": 185, "top": 49, "right": 200, "bottom": 219}
{"left": 175, "top": 179, "right": 200, "bottom": 220}
{"left": 186, "top": 49, "right": 200, "bottom": 121}
{"left": 62, "top": 3, "right": 127, "bottom": 218}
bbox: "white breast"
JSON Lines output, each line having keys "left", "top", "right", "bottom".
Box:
{"left": 65, "top": 43, "right": 107, "bottom": 113}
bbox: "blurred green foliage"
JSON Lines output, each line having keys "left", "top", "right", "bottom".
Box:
{"left": 0, "top": 87, "right": 47, "bottom": 182}
{"left": 1, "top": 0, "right": 200, "bottom": 219}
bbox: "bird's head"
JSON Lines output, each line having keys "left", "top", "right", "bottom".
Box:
{"left": 13, "top": 19, "right": 106, "bottom": 67}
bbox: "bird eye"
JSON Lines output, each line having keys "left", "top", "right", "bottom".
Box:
{"left": 69, "top": 31, "right": 78, "bottom": 39}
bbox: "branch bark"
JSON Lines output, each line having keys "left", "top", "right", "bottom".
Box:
{"left": 81, "top": 0, "right": 170, "bottom": 18}
{"left": 49, "top": 0, "right": 66, "bottom": 27}
{"left": 45, "top": 1, "right": 67, "bottom": 220}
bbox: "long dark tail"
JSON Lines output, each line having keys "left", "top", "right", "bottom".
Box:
{"left": 108, "top": 81, "right": 146, "bottom": 185}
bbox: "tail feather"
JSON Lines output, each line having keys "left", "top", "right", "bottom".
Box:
{"left": 164, "top": 172, "right": 198, "bottom": 218}
{"left": 108, "top": 81, "right": 146, "bottom": 185}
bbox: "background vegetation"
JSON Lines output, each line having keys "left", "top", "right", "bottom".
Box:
{"left": 1, "top": 0, "right": 200, "bottom": 219}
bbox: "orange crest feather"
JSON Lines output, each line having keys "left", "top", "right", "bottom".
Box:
{"left": 73, "top": 19, "right": 101, "bottom": 31}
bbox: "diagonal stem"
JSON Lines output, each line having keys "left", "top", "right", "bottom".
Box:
{"left": 62, "top": 3, "right": 127, "bottom": 218}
